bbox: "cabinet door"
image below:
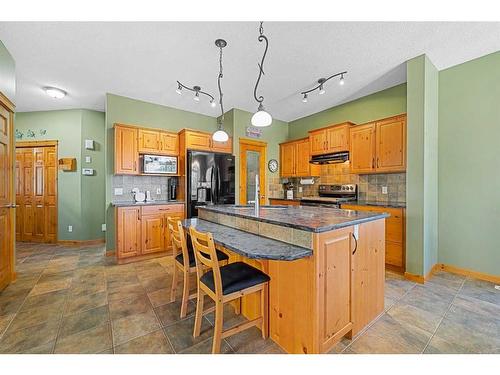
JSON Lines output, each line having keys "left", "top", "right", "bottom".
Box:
{"left": 211, "top": 138, "right": 233, "bottom": 154}
{"left": 138, "top": 129, "right": 161, "bottom": 153}
{"left": 375, "top": 116, "right": 406, "bottom": 172}
{"left": 141, "top": 214, "right": 164, "bottom": 254}
{"left": 309, "top": 130, "right": 327, "bottom": 156}
{"left": 280, "top": 142, "right": 296, "bottom": 177}
{"left": 160, "top": 132, "right": 179, "bottom": 155}
{"left": 115, "top": 126, "right": 138, "bottom": 174}
{"left": 350, "top": 123, "right": 375, "bottom": 174}
{"left": 351, "top": 219, "right": 385, "bottom": 336}
{"left": 295, "top": 139, "right": 312, "bottom": 177}
{"left": 317, "top": 226, "right": 354, "bottom": 352}
{"left": 326, "top": 125, "right": 350, "bottom": 153}
{"left": 116, "top": 207, "right": 141, "bottom": 258}
{"left": 185, "top": 131, "right": 211, "bottom": 151}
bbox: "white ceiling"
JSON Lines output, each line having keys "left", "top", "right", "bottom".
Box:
{"left": 1, "top": 22, "right": 500, "bottom": 122}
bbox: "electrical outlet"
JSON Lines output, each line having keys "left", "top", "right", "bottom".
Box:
{"left": 101, "top": 223, "right": 106, "bottom": 232}
{"left": 495, "top": 285, "right": 500, "bottom": 291}
{"left": 114, "top": 188, "right": 123, "bottom": 195}
{"left": 85, "top": 156, "right": 91, "bottom": 163}
{"left": 68, "top": 225, "right": 73, "bottom": 232}
{"left": 299, "top": 187, "right": 303, "bottom": 193}
{"left": 382, "top": 186, "right": 388, "bottom": 195}
{"left": 156, "top": 188, "right": 161, "bottom": 194}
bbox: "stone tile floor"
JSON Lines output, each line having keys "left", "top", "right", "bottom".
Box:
{"left": 0, "top": 242, "right": 499, "bottom": 354}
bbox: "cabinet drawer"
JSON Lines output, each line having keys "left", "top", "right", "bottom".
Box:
{"left": 141, "top": 204, "right": 184, "bottom": 216}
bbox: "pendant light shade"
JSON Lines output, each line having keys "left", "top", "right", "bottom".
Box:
{"left": 251, "top": 104, "right": 272, "bottom": 127}
{"left": 212, "top": 129, "right": 229, "bottom": 142}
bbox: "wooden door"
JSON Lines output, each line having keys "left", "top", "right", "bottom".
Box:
{"left": 0, "top": 99, "right": 14, "bottom": 291}
{"left": 32, "top": 148, "right": 45, "bottom": 242}
{"left": 239, "top": 139, "right": 267, "bottom": 205}
{"left": 279, "top": 142, "right": 296, "bottom": 177}
{"left": 375, "top": 115, "right": 406, "bottom": 172}
{"left": 116, "top": 207, "right": 141, "bottom": 259}
{"left": 138, "top": 129, "right": 160, "bottom": 153}
{"left": 115, "top": 125, "right": 138, "bottom": 174}
{"left": 141, "top": 214, "right": 164, "bottom": 254}
{"left": 44, "top": 147, "right": 57, "bottom": 242}
{"left": 15, "top": 149, "right": 23, "bottom": 240}
{"left": 159, "top": 132, "right": 179, "bottom": 155}
{"left": 20, "top": 149, "right": 33, "bottom": 241}
{"left": 309, "top": 129, "right": 327, "bottom": 156}
{"left": 349, "top": 123, "right": 376, "bottom": 174}
{"left": 185, "top": 131, "right": 211, "bottom": 151}
{"left": 326, "top": 125, "right": 350, "bottom": 153}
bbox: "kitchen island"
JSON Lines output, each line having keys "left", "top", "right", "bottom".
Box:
{"left": 183, "top": 205, "right": 388, "bottom": 354}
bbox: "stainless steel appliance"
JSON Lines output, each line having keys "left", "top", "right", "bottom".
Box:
{"left": 187, "top": 151, "right": 235, "bottom": 218}
{"left": 168, "top": 178, "right": 177, "bottom": 201}
{"left": 310, "top": 151, "right": 349, "bottom": 164}
{"left": 300, "top": 184, "right": 357, "bottom": 208}
{"left": 142, "top": 155, "right": 178, "bottom": 174}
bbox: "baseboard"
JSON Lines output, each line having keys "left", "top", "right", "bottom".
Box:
{"left": 58, "top": 238, "right": 105, "bottom": 246}
{"left": 105, "top": 249, "right": 115, "bottom": 257}
{"left": 405, "top": 263, "right": 499, "bottom": 284}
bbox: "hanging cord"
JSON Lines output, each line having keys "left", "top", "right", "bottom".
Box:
{"left": 217, "top": 45, "right": 224, "bottom": 126}
{"left": 253, "top": 21, "right": 269, "bottom": 105}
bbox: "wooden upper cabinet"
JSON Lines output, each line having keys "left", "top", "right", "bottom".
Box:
{"left": 115, "top": 125, "right": 138, "bottom": 175}
{"left": 280, "top": 142, "right": 296, "bottom": 177}
{"left": 309, "top": 130, "right": 327, "bottom": 156}
{"left": 309, "top": 122, "right": 353, "bottom": 156}
{"left": 184, "top": 130, "right": 212, "bottom": 151}
{"left": 349, "top": 123, "right": 376, "bottom": 174}
{"left": 159, "top": 132, "right": 179, "bottom": 155}
{"left": 375, "top": 115, "right": 406, "bottom": 173}
{"left": 211, "top": 137, "right": 232, "bottom": 154}
{"left": 296, "top": 139, "right": 314, "bottom": 177}
{"left": 326, "top": 124, "right": 350, "bottom": 153}
{"left": 138, "top": 129, "right": 160, "bottom": 153}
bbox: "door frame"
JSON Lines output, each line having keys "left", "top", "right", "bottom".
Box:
{"left": 0, "top": 92, "right": 16, "bottom": 287}
{"left": 15, "top": 140, "right": 58, "bottom": 243}
{"left": 239, "top": 138, "right": 267, "bottom": 205}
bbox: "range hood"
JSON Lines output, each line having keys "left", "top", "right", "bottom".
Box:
{"left": 310, "top": 151, "right": 349, "bottom": 165}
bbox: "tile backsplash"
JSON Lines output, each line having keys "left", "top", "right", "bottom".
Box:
{"left": 286, "top": 161, "right": 406, "bottom": 204}
{"left": 112, "top": 175, "right": 176, "bottom": 202}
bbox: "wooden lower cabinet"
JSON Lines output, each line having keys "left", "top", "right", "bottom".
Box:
{"left": 116, "top": 204, "right": 185, "bottom": 261}
{"left": 342, "top": 204, "right": 405, "bottom": 273}
{"left": 269, "top": 199, "right": 300, "bottom": 206}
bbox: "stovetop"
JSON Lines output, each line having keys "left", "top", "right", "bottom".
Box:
{"left": 300, "top": 196, "right": 356, "bottom": 203}
{"left": 300, "top": 184, "right": 357, "bottom": 205}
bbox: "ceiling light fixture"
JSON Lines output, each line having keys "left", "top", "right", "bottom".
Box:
{"left": 44, "top": 86, "right": 66, "bottom": 99}
{"left": 175, "top": 82, "right": 215, "bottom": 107}
{"left": 212, "top": 39, "right": 229, "bottom": 142}
{"left": 300, "top": 71, "right": 347, "bottom": 103}
{"left": 251, "top": 22, "right": 272, "bottom": 128}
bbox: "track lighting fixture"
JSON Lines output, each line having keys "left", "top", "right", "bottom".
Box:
{"left": 300, "top": 71, "right": 347, "bottom": 103}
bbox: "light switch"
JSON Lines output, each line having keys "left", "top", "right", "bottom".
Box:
{"left": 82, "top": 168, "right": 94, "bottom": 176}
{"left": 101, "top": 224, "right": 106, "bottom": 232}
{"left": 85, "top": 156, "right": 91, "bottom": 163}
{"left": 156, "top": 188, "right": 161, "bottom": 194}
{"left": 382, "top": 186, "right": 388, "bottom": 194}
{"left": 114, "top": 188, "right": 123, "bottom": 195}
{"left": 68, "top": 225, "right": 73, "bottom": 232}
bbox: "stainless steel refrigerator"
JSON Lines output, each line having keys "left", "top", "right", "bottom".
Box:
{"left": 187, "top": 151, "right": 235, "bottom": 218}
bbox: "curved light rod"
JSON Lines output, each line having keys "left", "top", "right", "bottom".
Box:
{"left": 300, "top": 71, "right": 347, "bottom": 95}
{"left": 176, "top": 81, "right": 215, "bottom": 102}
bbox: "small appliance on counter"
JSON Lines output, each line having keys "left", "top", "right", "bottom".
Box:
{"left": 145, "top": 190, "right": 153, "bottom": 202}
{"left": 142, "top": 155, "right": 178, "bottom": 175}
{"left": 168, "top": 178, "right": 177, "bottom": 201}
{"left": 283, "top": 181, "right": 294, "bottom": 200}
{"left": 132, "top": 188, "right": 146, "bottom": 202}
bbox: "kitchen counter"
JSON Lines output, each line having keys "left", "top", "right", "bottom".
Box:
{"left": 342, "top": 200, "right": 406, "bottom": 208}
{"left": 199, "top": 205, "right": 389, "bottom": 233}
{"left": 182, "top": 218, "right": 312, "bottom": 261}
{"left": 111, "top": 200, "right": 184, "bottom": 207}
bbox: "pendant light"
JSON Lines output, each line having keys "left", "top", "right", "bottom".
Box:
{"left": 251, "top": 22, "right": 273, "bottom": 127}
{"left": 212, "top": 39, "right": 229, "bottom": 142}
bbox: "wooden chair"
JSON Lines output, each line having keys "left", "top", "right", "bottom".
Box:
{"left": 168, "top": 217, "right": 229, "bottom": 318}
{"left": 189, "top": 226, "right": 270, "bottom": 354}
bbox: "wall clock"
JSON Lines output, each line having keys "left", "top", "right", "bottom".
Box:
{"left": 268, "top": 159, "right": 279, "bottom": 173}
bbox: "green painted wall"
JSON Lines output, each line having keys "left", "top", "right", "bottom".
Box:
{"left": 406, "top": 55, "right": 439, "bottom": 276}
{"left": 104, "top": 93, "right": 219, "bottom": 250}
{"left": 288, "top": 84, "right": 407, "bottom": 139}
{"left": 15, "top": 109, "right": 105, "bottom": 241}
{"left": 438, "top": 51, "right": 500, "bottom": 276}
{"left": 0, "top": 40, "right": 15, "bottom": 102}
{"left": 230, "top": 108, "right": 289, "bottom": 203}
{"left": 81, "top": 110, "right": 106, "bottom": 240}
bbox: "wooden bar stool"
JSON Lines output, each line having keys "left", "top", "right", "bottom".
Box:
{"left": 189, "top": 226, "right": 270, "bottom": 354}
{"left": 168, "top": 217, "right": 229, "bottom": 318}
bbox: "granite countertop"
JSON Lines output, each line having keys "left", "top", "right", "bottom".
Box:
{"left": 341, "top": 200, "right": 406, "bottom": 208}
{"left": 112, "top": 200, "right": 185, "bottom": 207}
{"left": 182, "top": 218, "right": 312, "bottom": 261}
{"left": 269, "top": 197, "right": 302, "bottom": 202}
{"left": 199, "top": 205, "right": 389, "bottom": 233}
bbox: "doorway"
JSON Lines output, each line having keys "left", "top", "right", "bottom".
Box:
{"left": 239, "top": 139, "right": 267, "bottom": 205}
{"left": 15, "top": 141, "right": 58, "bottom": 243}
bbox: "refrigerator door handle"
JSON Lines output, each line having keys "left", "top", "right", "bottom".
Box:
{"left": 217, "top": 166, "right": 221, "bottom": 204}
{"left": 210, "top": 166, "right": 216, "bottom": 204}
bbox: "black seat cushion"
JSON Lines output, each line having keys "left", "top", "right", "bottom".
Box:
{"left": 175, "top": 245, "right": 229, "bottom": 268}
{"left": 200, "top": 261, "right": 270, "bottom": 295}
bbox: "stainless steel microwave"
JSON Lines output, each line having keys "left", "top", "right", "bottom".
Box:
{"left": 142, "top": 155, "right": 178, "bottom": 175}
